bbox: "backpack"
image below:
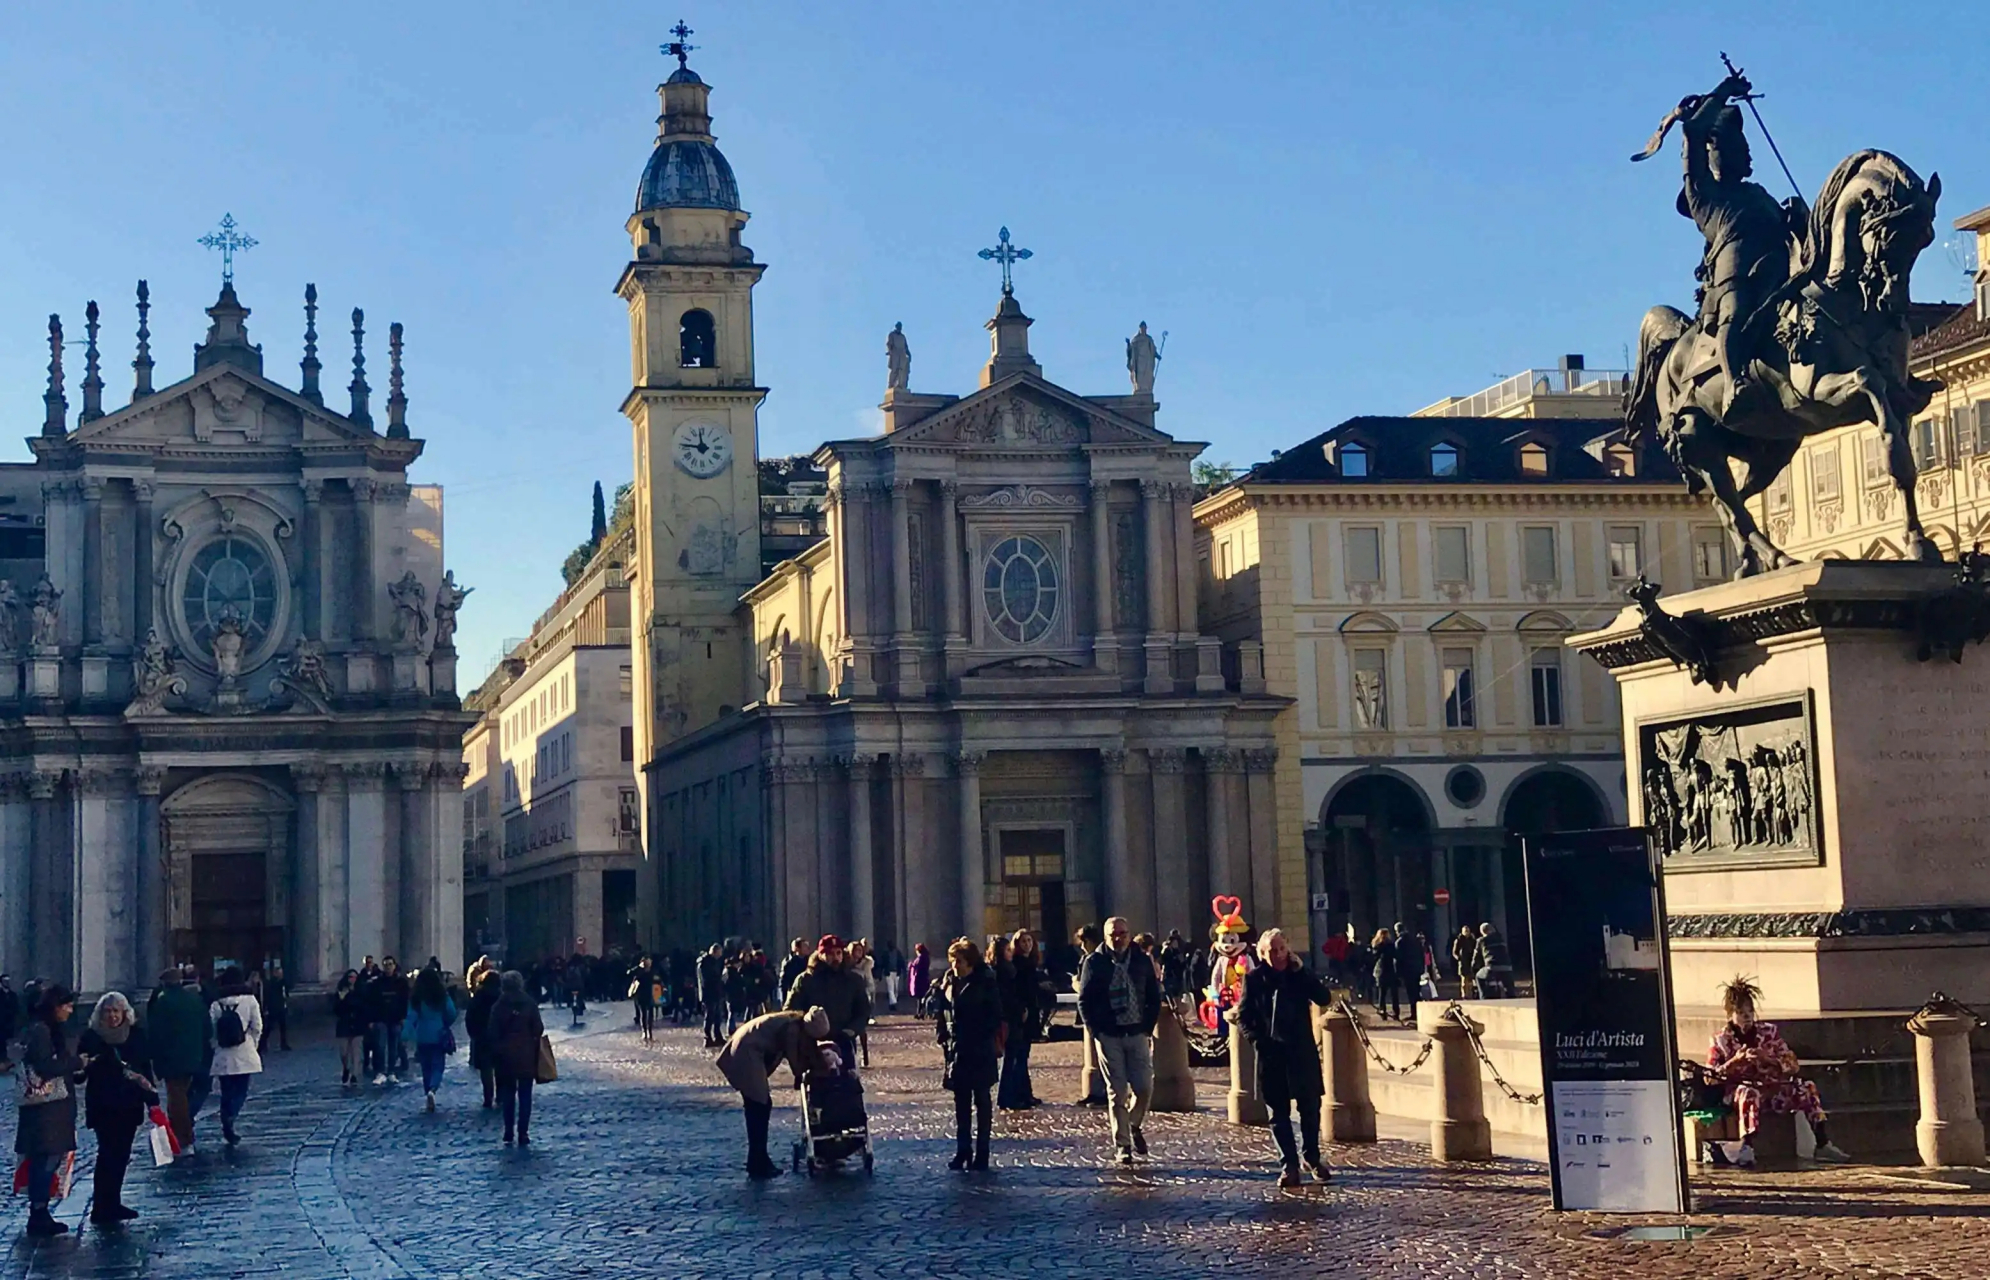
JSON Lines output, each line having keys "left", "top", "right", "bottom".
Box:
{"left": 215, "top": 1001, "right": 247, "bottom": 1048}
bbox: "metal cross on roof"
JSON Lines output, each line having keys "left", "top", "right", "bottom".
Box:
{"left": 978, "top": 226, "right": 1032, "bottom": 295}
{"left": 197, "top": 213, "right": 258, "bottom": 284}
{"left": 663, "top": 20, "right": 696, "bottom": 69}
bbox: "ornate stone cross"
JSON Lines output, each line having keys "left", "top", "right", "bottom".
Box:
{"left": 197, "top": 213, "right": 258, "bottom": 284}
{"left": 978, "top": 226, "right": 1033, "bottom": 296}
{"left": 663, "top": 19, "right": 696, "bottom": 70}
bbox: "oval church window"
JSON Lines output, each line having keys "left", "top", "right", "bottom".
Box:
{"left": 983, "top": 535, "right": 1059, "bottom": 643}
{"left": 182, "top": 534, "right": 277, "bottom": 657}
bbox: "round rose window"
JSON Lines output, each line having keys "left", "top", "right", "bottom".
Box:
{"left": 182, "top": 535, "right": 277, "bottom": 656}
{"left": 983, "top": 535, "right": 1059, "bottom": 643}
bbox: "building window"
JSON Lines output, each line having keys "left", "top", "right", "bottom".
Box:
{"left": 618, "top": 787, "right": 640, "bottom": 836}
{"left": 1862, "top": 434, "right": 1888, "bottom": 487}
{"left": 1604, "top": 444, "right": 1636, "bottom": 477}
{"left": 1433, "top": 525, "right": 1470, "bottom": 585}
{"left": 1518, "top": 442, "right": 1549, "bottom": 475}
{"left": 1522, "top": 526, "right": 1558, "bottom": 585}
{"left": 1345, "top": 526, "right": 1383, "bottom": 584}
{"left": 619, "top": 665, "right": 633, "bottom": 696}
{"left": 1911, "top": 417, "right": 1944, "bottom": 469}
{"left": 621, "top": 725, "right": 635, "bottom": 762}
{"left": 1530, "top": 648, "right": 1564, "bottom": 727}
{"left": 1606, "top": 526, "right": 1642, "bottom": 581}
{"left": 1338, "top": 442, "right": 1369, "bottom": 478}
{"left": 1974, "top": 402, "right": 1990, "bottom": 455}
{"left": 983, "top": 534, "right": 1060, "bottom": 643}
{"left": 1810, "top": 445, "right": 1841, "bottom": 502}
{"left": 1351, "top": 648, "right": 1388, "bottom": 730}
{"left": 181, "top": 534, "right": 278, "bottom": 658}
{"left": 1693, "top": 528, "right": 1730, "bottom": 583}
{"left": 1441, "top": 647, "right": 1476, "bottom": 729}
{"left": 679, "top": 308, "right": 717, "bottom": 368}
{"left": 1430, "top": 442, "right": 1459, "bottom": 477}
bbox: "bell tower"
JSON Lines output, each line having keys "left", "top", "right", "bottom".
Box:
{"left": 619, "top": 26, "right": 767, "bottom": 782}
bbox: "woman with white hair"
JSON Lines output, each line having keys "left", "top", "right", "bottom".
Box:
{"left": 716, "top": 1005, "right": 831, "bottom": 1179}
{"left": 1235, "top": 927, "right": 1334, "bottom": 1188}
{"left": 78, "top": 991, "right": 156, "bottom": 1227}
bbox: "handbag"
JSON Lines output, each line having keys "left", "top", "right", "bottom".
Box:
{"left": 148, "top": 1121, "right": 177, "bottom": 1168}
{"left": 534, "top": 1034, "right": 558, "bottom": 1084}
{"left": 441, "top": 1027, "right": 457, "bottom": 1056}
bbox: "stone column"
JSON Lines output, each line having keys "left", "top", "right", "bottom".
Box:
{"left": 28, "top": 771, "right": 67, "bottom": 979}
{"left": 841, "top": 484, "right": 878, "bottom": 696}
{"left": 953, "top": 751, "right": 985, "bottom": 941}
{"left": 894, "top": 754, "right": 934, "bottom": 952}
{"left": 1148, "top": 748, "right": 1190, "bottom": 935}
{"left": 434, "top": 763, "right": 466, "bottom": 974}
{"left": 395, "top": 762, "right": 427, "bottom": 960}
{"left": 319, "top": 767, "right": 351, "bottom": 976}
{"left": 0, "top": 776, "right": 31, "bottom": 978}
{"left": 1420, "top": 1003, "right": 1494, "bottom": 1160}
{"left": 1100, "top": 748, "right": 1134, "bottom": 924}
{"left": 134, "top": 766, "right": 167, "bottom": 987}
{"left": 1204, "top": 748, "right": 1240, "bottom": 903}
{"left": 74, "top": 770, "right": 119, "bottom": 993}
{"left": 938, "top": 481, "right": 964, "bottom": 661}
{"left": 1907, "top": 1004, "right": 1985, "bottom": 1167}
{"left": 1243, "top": 749, "right": 1280, "bottom": 927}
{"left": 81, "top": 477, "right": 103, "bottom": 646}
{"left": 345, "top": 764, "right": 388, "bottom": 962}
{"left": 890, "top": 479, "right": 916, "bottom": 689}
{"left": 132, "top": 480, "right": 155, "bottom": 643}
{"left": 1150, "top": 1003, "right": 1197, "bottom": 1111}
{"left": 1228, "top": 1018, "right": 1269, "bottom": 1125}
{"left": 291, "top": 765, "right": 323, "bottom": 983}
{"left": 300, "top": 479, "right": 323, "bottom": 640}
{"left": 1172, "top": 482, "right": 1199, "bottom": 637}
{"left": 1089, "top": 480, "right": 1116, "bottom": 671}
{"left": 1318, "top": 1004, "right": 1378, "bottom": 1142}
{"left": 350, "top": 478, "right": 377, "bottom": 642}
{"left": 846, "top": 754, "right": 877, "bottom": 940}
{"left": 1141, "top": 480, "right": 1173, "bottom": 694}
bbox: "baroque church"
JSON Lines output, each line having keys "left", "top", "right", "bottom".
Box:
{"left": 0, "top": 263, "right": 475, "bottom": 995}
{"left": 623, "top": 51, "right": 1290, "bottom": 953}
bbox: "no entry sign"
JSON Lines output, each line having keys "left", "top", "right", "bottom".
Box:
{"left": 1433, "top": 888, "right": 1451, "bottom": 905}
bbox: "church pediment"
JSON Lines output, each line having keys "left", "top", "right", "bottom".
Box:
{"left": 68, "top": 364, "right": 376, "bottom": 450}
{"left": 889, "top": 375, "right": 1171, "bottom": 449}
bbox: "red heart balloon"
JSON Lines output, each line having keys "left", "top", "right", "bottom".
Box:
{"left": 1211, "top": 895, "right": 1243, "bottom": 921}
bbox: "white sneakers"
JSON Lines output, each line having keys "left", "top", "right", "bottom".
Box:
{"left": 1813, "top": 1141, "right": 1851, "bottom": 1163}
{"left": 372, "top": 1073, "right": 387, "bottom": 1086}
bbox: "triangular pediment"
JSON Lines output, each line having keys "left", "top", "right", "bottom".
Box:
{"left": 1427, "top": 611, "right": 1488, "bottom": 633}
{"left": 889, "top": 374, "right": 1171, "bottom": 448}
{"left": 67, "top": 363, "right": 377, "bottom": 450}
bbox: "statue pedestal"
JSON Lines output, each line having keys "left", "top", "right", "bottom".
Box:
{"left": 427, "top": 645, "right": 458, "bottom": 698}
{"left": 1572, "top": 561, "right": 1990, "bottom": 1012}
{"left": 26, "top": 647, "right": 60, "bottom": 703}
{"left": 392, "top": 651, "right": 426, "bottom": 696}
{"left": 80, "top": 651, "right": 109, "bottom": 699}
{"left": 0, "top": 655, "right": 17, "bottom": 703}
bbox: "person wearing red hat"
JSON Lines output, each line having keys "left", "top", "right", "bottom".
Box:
{"left": 782, "top": 936, "right": 871, "bottom": 1068}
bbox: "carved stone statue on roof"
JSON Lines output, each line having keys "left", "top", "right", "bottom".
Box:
{"left": 885, "top": 322, "right": 911, "bottom": 391}
{"left": 433, "top": 570, "right": 473, "bottom": 649}
{"left": 28, "top": 575, "right": 61, "bottom": 651}
{"left": 389, "top": 570, "right": 429, "bottom": 649}
{"left": 0, "top": 580, "right": 18, "bottom": 651}
{"left": 1126, "top": 321, "right": 1160, "bottom": 396}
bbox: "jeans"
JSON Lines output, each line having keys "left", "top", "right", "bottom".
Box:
{"left": 479, "top": 1066, "right": 496, "bottom": 1107}
{"left": 498, "top": 1073, "right": 534, "bottom": 1141}
{"left": 1095, "top": 1032, "right": 1154, "bottom": 1152}
{"left": 884, "top": 974, "right": 900, "bottom": 1009}
{"left": 952, "top": 1084, "right": 991, "bottom": 1163}
{"left": 703, "top": 1002, "right": 725, "bottom": 1043}
{"left": 218, "top": 1073, "right": 251, "bottom": 1134}
{"left": 339, "top": 1036, "right": 365, "bottom": 1081}
{"left": 187, "top": 1074, "right": 212, "bottom": 1128}
{"left": 996, "top": 1036, "right": 1035, "bottom": 1108}
{"left": 418, "top": 1043, "right": 447, "bottom": 1094}
{"left": 92, "top": 1117, "right": 138, "bottom": 1213}
{"left": 1268, "top": 1092, "right": 1324, "bottom": 1171}
{"left": 25, "top": 1153, "right": 59, "bottom": 1210}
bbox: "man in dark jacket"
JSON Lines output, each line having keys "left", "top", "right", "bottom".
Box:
{"left": 1237, "top": 928, "right": 1333, "bottom": 1187}
{"left": 696, "top": 946, "right": 727, "bottom": 1047}
{"left": 782, "top": 935, "right": 871, "bottom": 1067}
{"left": 1394, "top": 928, "right": 1429, "bottom": 1020}
{"left": 257, "top": 960, "right": 291, "bottom": 1051}
{"left": 373, "top": 957, "right": 411, "bottom": 1083}
{"left": 145, "top": 969, "right": 210, "bottom": 1151}
{"left": 1078, "top": 916, "right": 1162, "bottom": 1165}
{"left": 776, "top": 938, "right": 808, "bottom": 1005}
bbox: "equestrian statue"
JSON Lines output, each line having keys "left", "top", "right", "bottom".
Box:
{"left": 1625, "top": 64, "right": 1944, "bottom": 575}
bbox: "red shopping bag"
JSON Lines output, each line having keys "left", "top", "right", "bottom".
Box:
{"left": 12, "top": 1152, "right": 75, "bottom": 1202}
{"left": 147, "top": 1106, "right": 183, "bottom": 1155}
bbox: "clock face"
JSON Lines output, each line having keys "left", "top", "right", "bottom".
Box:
{"left": 672, "top": 421, "right": 733, "bottom": 479}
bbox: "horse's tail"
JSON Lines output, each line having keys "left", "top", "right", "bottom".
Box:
{"left": 1626, "top": 305, "right": 1690, "bottom": 452}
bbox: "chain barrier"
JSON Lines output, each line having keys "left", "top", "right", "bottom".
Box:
{"left": 1911, "top": 991, "right": 1984, "bottom": 1027}
{"left": 1332, "top": 998, "right": 1434, "bottom": 1076}
{"left": 1447, "top": 1003, "right": 1542, "bottom": 1106}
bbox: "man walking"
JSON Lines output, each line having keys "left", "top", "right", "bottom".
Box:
{"left": 1079, "top": 916, "right": 1162, "bottom": 1165}
{"left": 373, "top": 956, "right": 410, "bottom": 1084}
{"left": 697, "top": 945, "right": 727, "bottom": 1047}
{"left": 777, "top": 938, "right": 808, "bottom": 1005}
{"left": 258, "top": 959, "right": 291, "bottom": 1051}
{"left": 147, "top": 967, "right": 211, "bottom": 1151}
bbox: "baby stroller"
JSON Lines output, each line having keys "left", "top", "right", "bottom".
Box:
{"left": 792, "top": 1045, "right": 872, "bottom": 1176}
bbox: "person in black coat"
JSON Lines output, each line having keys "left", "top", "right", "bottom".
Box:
{"left": 995, "top": 932, "right": 1044, "bottom": 1110}
{"left": 1394, "top": 928, "right": 1430, "bottom": 1020}
{"left": 1237, "top": 928, "right": 1334, "bottom": 1187}
{"left": 932, "top": 937, "right": 1004, "bottom": 1171}
{"left": 1369, "top": 928, "right": 1401, "bottom": 1021}
{"left": 15, "top": 984, "right": 81, "bottom": 1238}
{"left": 78, "top": 992, "right": 155, "bottom": 1227}
{"left": 465, "top": 970, "right": 502, "bottom": 1108}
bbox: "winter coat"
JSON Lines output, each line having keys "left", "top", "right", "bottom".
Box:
{"left": 1472, "top": 933, "right": 1512, "bottom": 977}
{"left": 487, "top": 994, "right": 544, "bottom": 1080}
{"left": 696, "top": 954, "right": 726, "bottom": 1005}
{"left": 933, "top": 965, "right": 1003, "bottom": 1093}
{"left": 333, "top": 988, "right": 371, "bottom": 1039}
{"left": 628, "top": 965, "right": 659, "bottom": 1007}
{"left": 465, "top": 981, "right": 501, "bottom": 1071}
{"left": 1238, "top": 958, "right": 1332, "bottom": 1106}
{"left": 782, "top": 955, "right": 872, "bottom": 1037}
{"left": 373, "top": 972, "right": 411, "bottom": 1025}
{"left": 716, "top": 1010, "right": 826, "bottom": 1106}
{"left": 404, "top": 996, "right": 457, "bottom": 1048}
{"left": 1078, "top": 945, "right": 1162, "bottom": 1038}
{"left": 1003, "top": 953, "right": 1047, "bottom": 1037}
{"left": 777, "top": 952, "right": 807, "bottom": 999}
{"left": 144, "top": 985, "right": 211, "bottom": 1078}
{"left": 905, "top": 951, "right": 932, "bottom": 1000}
{"left": 209, "top": 992, "right": 264, "bottom": 1076}
{"left": 78, "top": 1025, "right": 155, "bottom": 1132}
{"left": 14, "top": 1020, "right": 80, "bottom": 1158}
{"left": 1372, "top": 942, "right": 1399, "bottom": 985}
{"left": 1394, "top": 933, "right": 1428, "bottom": 982}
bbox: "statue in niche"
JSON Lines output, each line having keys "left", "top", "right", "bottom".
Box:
{"left": 1126, "top": 321, "right": 1161, "bottom": 395}
{"left": 1352, "top": 668, "right": 1386, "bottom": 730}
{"left": 885, "top": 322, "right": 911, "bottom": 391}
{"left": 210, "top": 607, "right": 247, "bottom": 711}
{"left": 389, "top": 570, "right": 429, "bottom": 648}
{"left": 125, "top": 627, "right": 186, "bottom": 716}
{"left": 0, "top": 579, "right": 18, "bottom": 651}
{"left": 28, "top": 575, "right": 61, "bottom": 650}
{"left": 433, "top": 570, "right": 473, "bottom": 649}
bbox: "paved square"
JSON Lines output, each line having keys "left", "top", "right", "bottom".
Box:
{"left": 1, "top": 1013, "right": 1984, "bottom": 1278}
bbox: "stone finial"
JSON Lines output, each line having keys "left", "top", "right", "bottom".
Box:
{"left": 386, "top": 321, "right": 409, "bottom": 439}
{"left": 300, "top": 283, "right": 323, "bottom": 404}
{"left": 79, "top": 301, "right": 104, "bottom": 423}
{"left": 348, "top": 308, "right": 372, "bottom": 428}
{"left": 42, "top": 315, "right": 67, "bottom": 437}
{"left": 132, "top": 280, "right": 154, "bottom": 400}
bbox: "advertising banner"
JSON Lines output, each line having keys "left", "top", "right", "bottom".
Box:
{"left": 1522, "top": 827, "right": 1687, "bottom": 1213}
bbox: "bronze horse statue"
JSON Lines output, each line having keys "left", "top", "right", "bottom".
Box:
{"left": 1625, "top": 77, "right": 1943, "bottom": 576}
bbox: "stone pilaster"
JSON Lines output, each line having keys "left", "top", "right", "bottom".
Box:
{"left": 844, "top": 753, "right": 877, "bottom": 940}
{"left": 134, "top": 765, "right": 167, "bottom": 987}
{"left": 952, "top": 751, "right": 986, "bottom": 942}
{"left": 838, "top": 483, "right": 879, "bottom": 696}
{"left": 890, "top": 479, "right": 917, "bottom": 692}
{"left": 132, "top": 481, "right": 155, "bottom": 644}
{"left": 1148, "top": 748, "right": 1190, "bottom": 936}
{"left": 1089, "top": 480, "right": 1116, "bottom": 672}
{"left": 891, "top": 752, "right": 933, "bottom": 951}
{"left": 1100, "top": 747, "right": 1140, "bottom": 925}
{"left": 350, "top": 477, "right": 377, "bottom": 643}
{"left": 939, "top": 481, "right": 964, "bottom": 662}
{"left": 28, "top": 770, "right": 68, "bottom": 979}
{"left": 1142, "top": 481, "right": 1173, "bottom": 694}
{"left": 1242, "top": 748, "right": 1280, "bottom": 930}
{"left": 81, "top": 477, "right": 103, "bottom": 647}
{"left": 300, "top": 479, "right": 323, "bottom": 641}
{"left": 0, "top": 774, "right": 31, "bottom": 977}
{"left": 1204, "top": 748, "right": 1243, "bottom": 914}
{"left": 290, "top": 765, "right": 324, "bottom": 983}
{"left": 342, "top": 762, "right": 388, "bottom": 962}
{"left": 395, "top": 760, "right": 428, "bottom": 961}
{"left": 1172, "top": 481, "right": 1199, "bottom": 637}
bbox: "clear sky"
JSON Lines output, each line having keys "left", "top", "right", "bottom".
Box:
{"left": 1, "top": 1, "right": 1980, "bottom": 679}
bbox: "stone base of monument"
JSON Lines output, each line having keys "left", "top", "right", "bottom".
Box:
{"left": 1573, "top": 561, "right": 1990, "bottom": 1014}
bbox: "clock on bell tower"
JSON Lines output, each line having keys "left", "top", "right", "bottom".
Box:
{"left": 618, "top": 31, "right": 767, "bottom": 783}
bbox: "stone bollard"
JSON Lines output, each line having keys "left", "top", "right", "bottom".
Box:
{"left": 1150, "top": 1003, "right": 1197, "bottom": 1112}
{"left": 1317, "top": 1004, "right": 1377, "bottom": 1143}
{"left": 1078, "top": 1025, "right": 1105, "bottom": 1104}
{"left": 1907, "top": 1003, "right": 1986, "bottom": 1167}
{"left": 1227, "top": 1016, "right": 1269, "bottom": 1125}
{"left": 1418, "top": 1002, "right": 1492, "bottom": 1161}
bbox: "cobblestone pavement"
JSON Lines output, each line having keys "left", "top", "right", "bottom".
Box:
{"left": 1, "top": 1011, "right": 1986, "bottom": 1279}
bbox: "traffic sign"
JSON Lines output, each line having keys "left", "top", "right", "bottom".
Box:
{"left": 1433, "top": 888, "right": 1451, "bottom": 906}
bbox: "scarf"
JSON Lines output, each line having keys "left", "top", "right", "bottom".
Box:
{"left": 1107, "top": 949, "right": 1143, "bottom": 1028}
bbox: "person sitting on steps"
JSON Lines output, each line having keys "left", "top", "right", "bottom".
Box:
{"left": 1705, "top": 975, "right": 1850, "bottom": 1167}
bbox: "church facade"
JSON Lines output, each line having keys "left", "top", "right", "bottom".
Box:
{"left": 0, "top": 273, "right": 474, "bottom": 994}
{"left": 623, "top": 57, "right": 1289, "bottom": 953}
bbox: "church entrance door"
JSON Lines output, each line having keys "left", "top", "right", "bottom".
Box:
{"left": 995, "top": 827, "right": 1067, "bottom": 944}
{"left": 163, "top": 773, "right": 295, "bottom": 978}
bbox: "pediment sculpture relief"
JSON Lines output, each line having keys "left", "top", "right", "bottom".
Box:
{"left": 193, "top": 377, "right": 266, "bottom": 443}
{"left": 953, "top": 396, "right": 1084, "bottom": 445}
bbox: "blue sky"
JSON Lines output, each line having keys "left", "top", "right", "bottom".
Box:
{"left": 1, "top": 1, "right": 1980, "bottom": 679}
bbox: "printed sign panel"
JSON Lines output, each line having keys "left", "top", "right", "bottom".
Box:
{"left": 1523, "top": 826, "right": 1688, "bottom": 1213}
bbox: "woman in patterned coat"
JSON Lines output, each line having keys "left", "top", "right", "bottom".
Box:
{"left": 1706, "top": 976, "right": 1850, "bottom": 1166}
